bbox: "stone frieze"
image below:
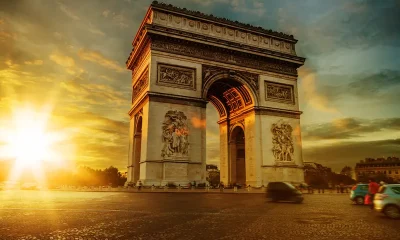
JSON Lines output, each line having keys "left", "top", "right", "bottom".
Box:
{"left": 132, "top": 67, "right": 149, "bottom": 103}
{"left": 157, "top": 64, "right": 196, "bottom": 90}
{"left": 265, "top": 81, "right": 294, "bottom": 104}
{"left": 152, "top": 38, "right": 298, "bottom": 76}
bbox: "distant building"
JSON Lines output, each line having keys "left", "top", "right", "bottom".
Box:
{"left": 355, "top": 157, "right": 400, "bottom": 181}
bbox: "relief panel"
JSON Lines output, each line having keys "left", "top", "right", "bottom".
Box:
{"left": 271, "top": 120, "right": 294, "bottom": 162}
{"left": 265, "top": 81, "right": 294, "bottom": 104}
{"left": 132, "top": 67, "right": 149, "bottom": 103}
{"left": 157, "top": 63, "right": 196, "bottom": 90}
{"left": 161, "top": 110, "right": 190, "bottom": 159}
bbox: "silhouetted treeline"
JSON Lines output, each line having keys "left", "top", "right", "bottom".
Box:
{"left": 304, "top": 163, "right": 356, "bottom": 188}
{"left": 0, "top": 161, "right": 126, "bottom": 187}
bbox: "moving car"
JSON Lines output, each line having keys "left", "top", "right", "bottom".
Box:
{"left": 350, "top": 183, "right": 368, "bottom": 205}
{"left": 266, "top": 182, "right": 303, "bottom": 203}
{"left": 373, "top": 184, "right": 400, "bottom": 219}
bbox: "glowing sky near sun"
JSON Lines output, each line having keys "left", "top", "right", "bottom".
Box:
{"left": 0, "top": 0, "right": 399, "bottom": 172}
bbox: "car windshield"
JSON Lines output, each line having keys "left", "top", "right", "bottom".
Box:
{"left": 284, "top": 182, "right": 296, "bottom": 189}
{"left": 391, "top": 186, "right": 400, "bottom": 194}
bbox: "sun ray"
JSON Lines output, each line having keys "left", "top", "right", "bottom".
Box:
{"left": 0, "top": 104, "right": 73, "bottom": 189}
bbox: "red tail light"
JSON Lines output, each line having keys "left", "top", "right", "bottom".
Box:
{"left": 375, "top": 194, "right": 388, "bottom": 200}
{"left": 351, "top": 186, "right": 357, "bottom": 191}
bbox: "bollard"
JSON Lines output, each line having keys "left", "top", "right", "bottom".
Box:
{"left": 164, "top": 185, "right": 167, "bottom": 191}
{"left": 178, "top": 184, "right": 181, "bottom": 191}
{"left": 234, "top": 186, "right": 238, "bottom": 192}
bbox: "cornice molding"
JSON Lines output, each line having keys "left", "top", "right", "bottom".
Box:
{"left": 146, "top": 24, "right": 305, "bottom": 65}
{"left": 151, "top": 1, "right": 295, "bottom": 41}
{"left": 255, "top": 106, "right": 302, "bottom": 119}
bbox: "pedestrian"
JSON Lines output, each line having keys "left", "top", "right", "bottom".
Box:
{"left": 138, "top": 180, "right": 142, "bottom": 191}
{"left": 368, "top": 178, "right": 380, "bottom": 209}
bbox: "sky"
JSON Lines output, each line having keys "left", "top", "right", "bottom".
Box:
{"left": 0, "top": 0, "right": 399, "bottom": 172}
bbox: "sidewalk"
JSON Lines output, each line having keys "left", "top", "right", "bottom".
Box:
{"left": 50, "top": 187, "right": 352, "bottom": 195}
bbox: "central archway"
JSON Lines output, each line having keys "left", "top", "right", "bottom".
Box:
{"left": 229, "top": 126, "right": 246, "bottom": 186}
{"left": 205, "top": 73, "right": 256, "bottom": 187}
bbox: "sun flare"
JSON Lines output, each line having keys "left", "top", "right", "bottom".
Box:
{"left": 0, "top": 106, "right": 71, "bottom": 184}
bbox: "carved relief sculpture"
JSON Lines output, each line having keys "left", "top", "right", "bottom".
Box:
{"left": 161, "top": 110, "right": 190, "bottom": 159}
{"left": 265, "top": 81, "right": 294, "bottom": 104}
{"left": 157, "top": 63, "right": 196, "bottom": 90}
{"left": 271, "top": 121, "right": 294, "bottom": 162}
{"left": 132, "top": 68, "right": 149, "bottom": 103}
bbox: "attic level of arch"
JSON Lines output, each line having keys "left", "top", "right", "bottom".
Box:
{"left": 128, "top": 34, "right": 302, "bottom": 79}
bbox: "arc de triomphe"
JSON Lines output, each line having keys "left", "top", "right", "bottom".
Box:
{"left": 126, "top": 1, "right": 306, "bottom": 187}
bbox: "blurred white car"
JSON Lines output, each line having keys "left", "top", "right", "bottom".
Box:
{"left": 373, "top": 184, "right": 400, "bottom": 219}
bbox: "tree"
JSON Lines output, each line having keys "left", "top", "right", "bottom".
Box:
{"left": 340, "top": 166, "right": 353, "bottom": 178}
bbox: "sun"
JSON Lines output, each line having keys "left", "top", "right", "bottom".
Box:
{"left": 0, "top": 106, "right": 67, "bottom": 174}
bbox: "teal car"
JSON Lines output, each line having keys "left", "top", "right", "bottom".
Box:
{"left": 350, "top": 184, "right": 369, "bottom": 205}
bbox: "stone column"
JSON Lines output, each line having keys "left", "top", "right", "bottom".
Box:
{"left": 229, "top": 140, "right": 237, "bottom": 185}
{"left": 133, "top": 133, "right": 142, "bottom": 183}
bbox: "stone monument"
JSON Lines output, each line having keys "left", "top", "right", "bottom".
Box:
{"left": 126, "top": 1, "right": 306, "bottom": 187}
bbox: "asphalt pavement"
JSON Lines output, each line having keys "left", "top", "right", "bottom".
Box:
{"left": 0, "top": 190, "right": 398, "bottom": 240}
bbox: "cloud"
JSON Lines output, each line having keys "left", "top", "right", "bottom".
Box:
{"left": 316, "top": 70, "right": 400, "bottom": 105}
{"left": 57, "top": 1, "right": 80, "bottom": 21}
{"left": 60, "top": 80, "right": 127, "bottom": 106}
{"left": 112, "top": 13, "right": 129, "bottom": 28}
{"left": 24, "top": 60, "right": 43, "bottom": 65}
{"left": 49, "top": 53, "right": 75, "bottom": 68}
{"left": 303, "top": 117, "right": 400, "bottom": 141}
{"left": 49, "top": 110, "right": 129, "bottom": 169}
{"left": 299, "top": 68, "right": 339, "bottom": 114}
{"left": 102, "top": 10, "right": 110, "bottom": 17}
{"left": 78, "top": 48, "right": 125, "bottom": 73}
{"left": 303, "top": 139, "right": 400, "bottom": 172}
{"left": 88, "top": 24, "right": 105, "bottom": 36}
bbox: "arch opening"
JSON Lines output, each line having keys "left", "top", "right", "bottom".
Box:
{"left": 205, "top": 77, "right": 253, "bottom": 187}
{"left": 133, "top": 116, "right": 142, "bottom": 184}
{"left": 206, "top": 78, "right": 255, "bottom": 119}
{"left": 229, "top": 126, "right": 246, "bottom": 186}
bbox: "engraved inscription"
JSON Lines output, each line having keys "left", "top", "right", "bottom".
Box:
{"left": 157, "top": 64, "right": 196, "bottom": 90}
{"left": 265, "top": 81, "right": 294, "bottom": 104}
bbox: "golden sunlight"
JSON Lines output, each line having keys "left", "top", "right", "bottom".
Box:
{"left": 0, "top": 105, "right": 70, "bottom": 184}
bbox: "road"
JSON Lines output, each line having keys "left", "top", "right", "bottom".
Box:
{"left": 0, "top": 191, "right": 398, "bottom": 240}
